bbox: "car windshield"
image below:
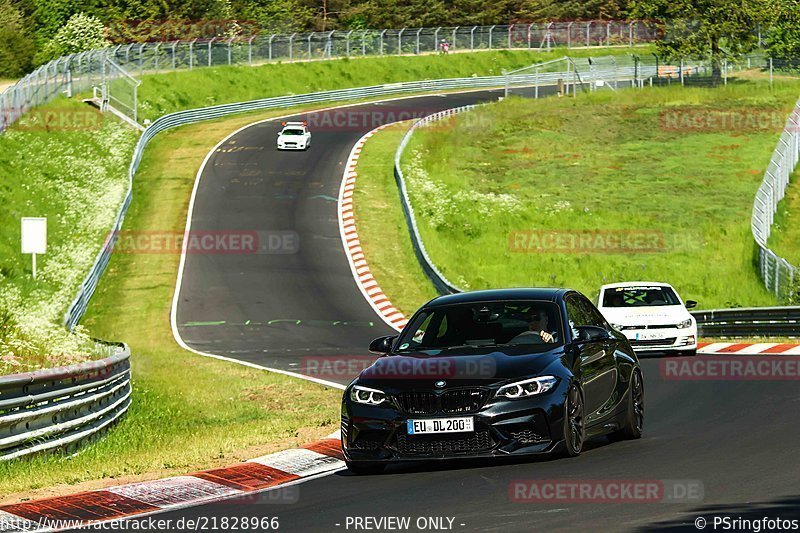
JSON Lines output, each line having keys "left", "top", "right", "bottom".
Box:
{"left": 282, "top": 129, "right": 304, "bottom": 136}
{"left": 602, "top": 286, "right": 680, "bottom": 307}
{"left": 396, "top": 301, "right": 563, "bottom": 351}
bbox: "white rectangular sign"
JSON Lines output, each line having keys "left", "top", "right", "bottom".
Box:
{"left": 21, "top": 217, "right": 47, "bottom": 254}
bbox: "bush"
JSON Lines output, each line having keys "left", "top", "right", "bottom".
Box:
{"left": 39, "top": 12, "right": 110, "bottom": 62}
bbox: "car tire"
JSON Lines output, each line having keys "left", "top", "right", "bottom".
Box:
{"left": 683, "top": 349, "right": 697, "bottom": 357}
{"left": 610, "top": 369, "right": 644, "bottom": 441}
{"left": 561, "top": 383, "right": 585, "bottom": 457}
{"left": 345, "top": 461, "right": 386, "bottom": 475}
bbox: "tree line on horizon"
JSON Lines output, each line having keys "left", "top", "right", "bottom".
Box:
{"left": 1, "top": 0, "right": 800, "bottom": 79}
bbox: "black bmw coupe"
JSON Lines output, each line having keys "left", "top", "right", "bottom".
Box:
{"left": 341, "top": 288, "right": 644, "bottom": 473}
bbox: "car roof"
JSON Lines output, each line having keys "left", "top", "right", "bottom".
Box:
{"left": 599, "top": 281, "right": 673, "bottom": 290}
{"left": 283, "top": 122, "right": 306, "bottom": 127}
{"left": 426, "top": 288, "right": 571, "bottom": 308}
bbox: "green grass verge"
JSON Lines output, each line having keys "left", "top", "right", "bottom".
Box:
{"left": 354, "top": 79, "right": 800, "bottom": 310}
{"left": 0, "top": 99, "right": 138, "bottom": 375}
{"left": 768, "top": 171, "right": 800, "bottom": 269}
{"left": 352, "top": 122, "right": 439, "bottom": 316}
{"left": 0, "top": 107, "right": 344, "bottom": 501}
{"left": 135, "top": 47, "right": 653, "bottom": 120}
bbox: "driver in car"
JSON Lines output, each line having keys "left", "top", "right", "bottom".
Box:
{"left": 510, "top": 310, "right": 556, "bottom": 344}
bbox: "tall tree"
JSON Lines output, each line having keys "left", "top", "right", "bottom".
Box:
{"left": 631, "top": 0, "right": 778, "bottom": 74}
{"left": 766, "top": 1, "right": 800, "bottom": 62}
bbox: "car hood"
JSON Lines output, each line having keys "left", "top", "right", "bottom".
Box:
{"left": 354, "top": 345, "right": 568, "bottom": 390}
{"left": 600, "top": 305, "right": 692, "bottom": 326}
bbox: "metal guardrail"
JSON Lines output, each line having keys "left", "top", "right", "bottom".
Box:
{"left": 693, "top": 307, "right": 800, "bottom": 338}
{"left": 0, "top": 344, "right": 131, "bottom": 461}
{"left": 64, "top": 62, "right": 645, "bottom": 328}
{"left": 0, "top": 20, "right": 658, "bottom": 134}
{"left": 751, "top": 99, "right": 800, "bottom": 300}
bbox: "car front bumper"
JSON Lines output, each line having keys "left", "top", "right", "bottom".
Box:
{"left": 341, "top": 388, "right": 567, "bottom": 463}
{"left": 622, "top": 327, "right": 697, "bottom": 353}
{"left": 277, "top": 143, "right": 306, "bottom": 150}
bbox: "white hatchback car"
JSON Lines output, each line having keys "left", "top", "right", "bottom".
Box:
{"left": 597, "top": 282, "right": 698, "bottom": 355}
{"left": 276, "top": 121, "right": 311, "bottom": 150}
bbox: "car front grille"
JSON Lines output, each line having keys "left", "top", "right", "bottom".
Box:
{"left": 397, "top": 392, "right": 438, "bottom": 415}
{"left": 396, "top": 389, "right": 488, "bottom": 415}
{"left": 509, "top": 429, "right": 548, "bottom": 444}
{"left": 630, "top": 337, "right": 677, "bottom": 347}
{"left": 441, "top": 389, "right": 489, "bottom": 414}
{"left": 394, "top": 430, "right": 493, "bottom": 455}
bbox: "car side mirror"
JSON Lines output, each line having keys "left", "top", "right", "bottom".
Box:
{"left": 368, "top": 335, "right": 397, "bottom": 355}
{"left": 685, "top": 300, "right": 697, "bottom": 309}
{"left": 574, "top": 325, "right": 611, "bottom": 343}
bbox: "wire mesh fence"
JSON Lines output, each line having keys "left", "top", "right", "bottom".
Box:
{"left": 0, "top": 20, "right": 660, "bottom": 135}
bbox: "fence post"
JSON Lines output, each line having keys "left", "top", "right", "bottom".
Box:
{"left": 452, "top": 26, "right": 458, "bottom": 49}
{"left": 586, "top": 21, "right": 591, "bottom": 47}
{"left": 189, "top": 39, "right": 195, "bottom": 69}
{"left": 289, "top": 33, "right": 296, "bottom": 62}
{"left": 228, "top": 38, "right": 233, "bottom": 65}
{"left": 567, "top": 22, "right": 573, "bottom": 49}
{"left": 508, "top": 24, "right": 512, "bottom": 49}
{"left": 362, "top": 31, "right": 367, "bottom": 56}
{"left": 680, "top": 58, "right": 684, "bottom": 85}
{"left": 346, "top": 30, "right": 353, "bottom": 56}
{"left": 269, "top": 34, "right": 276, "bottom": 61}
{"left": 208, "top": 38, "right": 215, "bottom": 67}
{"left": 471, "top": 26, "right": 476, "bottom": 50}
{"left": 629, "top": 21, "right": 634, "bottom": 46}
{"left": 380, "top": 29, "right": 387, "bottom": 55}
{"left": 527, "top": 23, "right": 532, "bottom": 49}
{"left": 770, "top": 57, "right": 773, "bottom": 87}
{"left": 416, "top": 28, "right": 422, "bottom": 54}
{"left": 308, "top": 32, "right": 314, "bottom": 59}
{"left": 398, "top": 28, "right": 405, "bottom": 55}
{"left": 489, "top": 25, "right": 495, "bottom": 49}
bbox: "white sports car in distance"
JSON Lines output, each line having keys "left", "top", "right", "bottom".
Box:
{"left": 277, "top": 121, "right": 311, "bottom": 150}
{"left": 597, "top": 282, "right": 698, "bottom": 356}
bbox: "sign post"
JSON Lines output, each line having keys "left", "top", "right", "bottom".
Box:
{"left": 21, "top": 217, "right": 47, "bottom": 279}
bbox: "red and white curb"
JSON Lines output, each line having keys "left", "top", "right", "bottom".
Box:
{"left": 0, "top": 434, "right": 344, "bottom": 532}
{"left": 698, "top": 342, "right": 800, "bottom": 355}
{"left": 338, "top": 123, "right": 408, "bottom": 332}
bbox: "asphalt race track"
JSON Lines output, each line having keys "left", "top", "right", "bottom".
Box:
{"left": 173, "top": 87, "right": 553, "bottom": 383}
{"left": 164, "top": 88, "right": 800, "bottom": 532}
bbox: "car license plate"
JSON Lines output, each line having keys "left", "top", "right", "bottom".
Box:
{"left": 634, "top": 331, "right": 662, "bottom": 340}
{"left": 407, "top": 417, "right": 474, "bottom": 435}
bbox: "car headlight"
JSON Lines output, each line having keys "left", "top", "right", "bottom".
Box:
{"left": 496, "top": 376, "right": 558, "bottom": 400}
{"left": 676, "top": 318, "right": 693, "bottom": 329}
{"left": 350, "top": 385, "right": 388, "bottom": 406}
